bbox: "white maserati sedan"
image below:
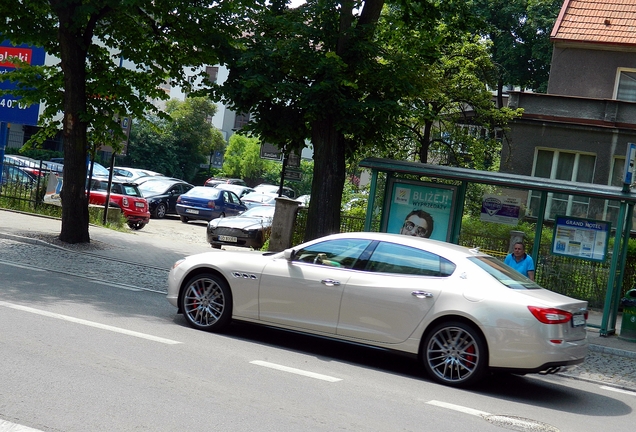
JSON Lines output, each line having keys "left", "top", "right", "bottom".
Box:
{"left": 167, "top": 232, "right": 588, "bottom": 387}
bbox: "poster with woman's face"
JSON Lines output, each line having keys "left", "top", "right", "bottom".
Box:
{"left": 383, "top": 180, "right": 456, "bottom": 242}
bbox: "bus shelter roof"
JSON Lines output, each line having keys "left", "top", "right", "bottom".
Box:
{"left": 359, "top": 157, "right": 636, "bottom": 203}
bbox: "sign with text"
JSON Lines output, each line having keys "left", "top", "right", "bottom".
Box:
{"left": 480, "top": 194, "right": 521, "bottom": 225}
{"left": 382, "top": 179, "right": 456, "bottom": 242}
{"left": 0, "top": 41, "right": 46, "bottom": 125}
{"left": 552, "top": 215, "right": 610, "bottom": 262}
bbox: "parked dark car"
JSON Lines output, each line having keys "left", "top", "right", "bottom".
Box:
{"left": 176, "top": 186, "right": 247, "bottom": 223}
{"left": 137, "top": 177, "right": 193, "bottom": 219}
{"left": 88, "top": 179, "right": 150, "bottom": 230}
{"left": 207, "top": 205, "right": 276, "bottom": 249}
{"left": 1, "top": 164, "right": 37, "bottom": 187}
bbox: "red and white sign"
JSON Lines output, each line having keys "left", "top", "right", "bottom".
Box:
{"left": 0, "top": 47, "right": 33, "bottom": 68}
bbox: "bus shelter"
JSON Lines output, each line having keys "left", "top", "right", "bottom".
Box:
{"left": 359, "top": 157, "right": 636, "bottom": 336}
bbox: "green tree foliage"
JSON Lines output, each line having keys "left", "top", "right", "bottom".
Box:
{"left": 126, "top": 98, "right": 223, "bottom": 183}
{"left": 0, "top": 0, "right": 241, "bottom": 243}
{"left": 222, "top": 134, "right": 271, "bottom": 183}
{"left": 472, "top": 0, "right": 563, "bottom": 99}
{"left": 212, "top": 0, "right": 472, "bottom": 241}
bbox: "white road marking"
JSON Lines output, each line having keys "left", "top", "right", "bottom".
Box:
{"left": 601, "top": 386, "right": 636, "bottom": 396}
{"left": 426, "top": 400, "right": 490, "bottom": 417}
{"left": 0, "top": 260, "right": 46, "bottom": 271}
{"left": 250, "top": 360, "right": 342, "bottom": 382}
{"left": 0, "top": 419, "right": 44, "bottom": 431}
{"left": 0, "top": 301, "right": 181, "bottom": 345}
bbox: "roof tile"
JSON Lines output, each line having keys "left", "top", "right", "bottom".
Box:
{"left": 552, "top": 0, "right": 636, "bottom": 45}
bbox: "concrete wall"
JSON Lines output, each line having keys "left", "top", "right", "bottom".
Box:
{"left": 548, "top": 46, "right": 636, "bottom": 98}
{"left": 501, "top": 92, "right": 636, "bottom": 186}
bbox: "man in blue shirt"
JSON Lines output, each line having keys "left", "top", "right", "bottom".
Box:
{"left": 504, "top": 241, "right": 535, "bottom": 281}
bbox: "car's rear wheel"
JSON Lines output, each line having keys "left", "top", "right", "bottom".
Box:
{"left": 180, "top": 216, "right": 189, "bottom": 223}
{"left": 179, "top": 273, "right": 232, "bottom": 332}
{"left": 154, "top": 203, "right": 167, "bottom": 219}
{"left": 422, "top": 321, "right": 487, "bottom": 387}
{"left": 127, "top": 221, "right": 146, "bottom": 230}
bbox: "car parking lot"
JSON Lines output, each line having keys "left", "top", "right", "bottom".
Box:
{"left": 139, "top": 214, "right": 211, "bottom": 247}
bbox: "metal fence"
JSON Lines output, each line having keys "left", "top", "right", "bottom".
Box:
{"left": 0, "top": 157, "right": 57, "bottom": 210}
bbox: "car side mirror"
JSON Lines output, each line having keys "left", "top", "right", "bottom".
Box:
{"left": 284, "top": 249, "right": 296, "bottom": 261}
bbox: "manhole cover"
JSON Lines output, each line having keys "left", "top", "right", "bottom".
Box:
{"left": 483, "top": 415, "right": 560, "bottom": 432}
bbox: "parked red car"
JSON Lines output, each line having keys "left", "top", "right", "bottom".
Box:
{"left": 88, "top": 178, "right": 150, "bottom": 230}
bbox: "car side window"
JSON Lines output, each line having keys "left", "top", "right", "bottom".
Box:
{"left": 366, "top": 242, "right": 456, "bottom": 277}
{"left": 111, "top": 184, "right": 123, "bottom": 194}
{"left": 293, "top": 239, "right": 372, "bottom": 269}
{"left": 228, "top": 191, "right": 240, "bottom": 204}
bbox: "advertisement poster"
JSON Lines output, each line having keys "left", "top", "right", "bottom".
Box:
{"left": 383, "top": 179, "right": 455, "bottom": 242}
{"left": 480, "top": 194, "right": 521, "bottom": 225}
{"left": 552, "top": 215, "right": 610, "bottom": 262}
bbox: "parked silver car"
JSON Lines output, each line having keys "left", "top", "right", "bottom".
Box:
{"left": 167, "top": 232, "right": 588, "bottom": 387}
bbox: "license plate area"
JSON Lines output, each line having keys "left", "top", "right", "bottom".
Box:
{"left": 219, "top": 235, "right": 237, "bottom": 242}
{"left": 135, "top": 202, "right": 145, "bottom": 208}
{"left": 571, "top": 313, "right": 586, "bottom": 327}
{"left": 185, "top": 209, "right": 199, "bottom": 214}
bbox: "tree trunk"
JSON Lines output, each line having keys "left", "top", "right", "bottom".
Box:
{"left": 419, "top": 120, "right": 433, "bottom": 163}
{"left": 56, "top": 2, "right": 91, "bottom": 243}
{"left": 304, "top": 117, "right": 346, "bottom": 241}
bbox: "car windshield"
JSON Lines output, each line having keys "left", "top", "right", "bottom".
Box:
{"left": 186, "top": 187, "right": 220, "bottom": 199}
{"left": 242, "top": 192, "right": 277, "bottom": 203}
{"left": 468, "top": 256, "right": 541, "bottom": 289}
{"left": 241, "top": 206, "right": 276, "bottom": 218}
{"left": 138, "top": 180, "right": 172, "bottom": 194}
{"left": 90, "top": 162, "right": 110, "bottom": 176}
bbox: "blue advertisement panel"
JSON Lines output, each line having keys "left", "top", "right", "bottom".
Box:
{"left": 382, "top": 179, "right": 456, "bottom": 242}
{"left": 0, "top": 41, "right": 46, "bottom": 126}
{"left": 552, "top": 215, "right": 610, "bottom": 262}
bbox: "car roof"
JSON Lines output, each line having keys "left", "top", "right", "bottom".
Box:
{"left": 302, "top": 232, "right": 489, "bottom": 260}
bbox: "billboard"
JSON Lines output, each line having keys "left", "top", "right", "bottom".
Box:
{"left": 0, "top": 41, "right": 46, "bottom": 126}
{"left": 382, "top": 178, "right": 456, "bottom": 242}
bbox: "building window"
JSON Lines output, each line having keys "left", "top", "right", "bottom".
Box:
{"left": 233, "top": 112, "right": 250, "bottom": 130}
{"left": 606, "top": 157, "right": 636, "bottom": 228}
{"left": 528, "top": 149, "right": 596, "bottom": 219}
{"left": 206, "top": 66, "right": 219, "bottom": 84}
{"left": 614, "top": 69, "right": 636, "bottom": 102}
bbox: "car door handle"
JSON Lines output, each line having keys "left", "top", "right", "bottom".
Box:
{"left": 412, "top": 291, "right": 433, "bottom": 299}
{"left": 321, "top": 279, "right": 341, "bottom": 286}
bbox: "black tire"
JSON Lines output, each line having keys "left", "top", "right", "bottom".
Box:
{"left": 211, "top": 244, "right": 222, "bottom": 249}
{"left": 179, "top": 273, "right": 232, "bottom": 332}
{"left": 154, "top": 203, "right": 167, "bottom": 219}
{"left": 422, "top": 321, "right": 487, "bottom": 387}
{"left": 127, "top": 221, "right": 146, "bottom": 230}
{"left": 180, "top": 215, "right": 189, "bottom": 223}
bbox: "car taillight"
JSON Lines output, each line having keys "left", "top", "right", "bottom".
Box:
{"left": 122, "top": 197, "right": 129, "bottom": 207}
{"left": 177, "top": 196, "right": 182, "bottom": 203}
{"left": 207, "top": 201, "right": 216, "bottom": 209}
{"left": 527, "top": 306, "right": 573, "bottom": 324}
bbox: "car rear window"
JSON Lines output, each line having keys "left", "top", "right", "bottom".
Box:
{"left": 187, "top": 187, "right": 220, "bottom": 199}
{"left": 468, "top": 256, "right": 541, "bottom": 289}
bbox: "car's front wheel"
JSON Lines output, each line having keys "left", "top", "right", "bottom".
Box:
{"left": 127, "top": 221, "right": 146, "bottom": 230}
{"left": 422, "top": 321, "right": 487, "bottom": 387}
{"left": 180, "top": 215, "right": 189, "bottom": 223}
{"left": 179, "top": 273, "right": 232, "bottom": 332}
{"left": 154, "top": 203, "right": 167, "bottom": 219}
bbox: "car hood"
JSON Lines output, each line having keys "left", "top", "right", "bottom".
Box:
{"left": 210, "top": 216, "right": 271, "bottom": 230}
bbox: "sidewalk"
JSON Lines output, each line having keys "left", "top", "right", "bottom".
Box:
{"left": 1, "top": 208, "right": 635, "bottom": 390}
